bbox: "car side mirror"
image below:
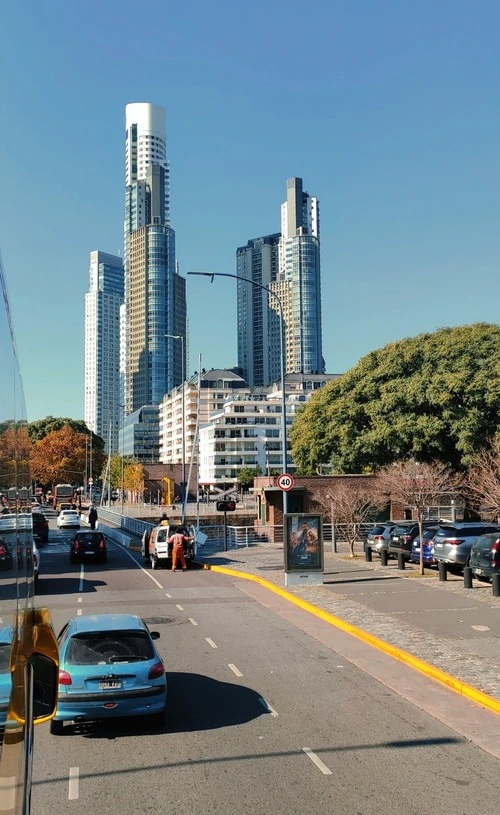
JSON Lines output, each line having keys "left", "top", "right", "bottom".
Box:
{"left": 150, "top": 631, "right": 160, "bottom": 640}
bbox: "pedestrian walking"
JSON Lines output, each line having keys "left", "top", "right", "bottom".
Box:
{"left": 167, "top": 526, "right": 193, "bottom": 572}
{"left": 88, "top": 504, "right": 98, "bottom": 530}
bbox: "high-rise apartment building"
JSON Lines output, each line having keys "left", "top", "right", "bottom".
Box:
{"left": 84, "top": 250, "right": 124, "bottom": 451}
{"left": 236, "top": 234, "right": 280, "bottom": 387}
{"left": 123, "top": 103, "right": 186, "bottom": 416}
{"left": 236, "top": 178, "right": 324, "bottom": 388}
{"left": 277, "top": 177, "right": 324, "bottom": 375}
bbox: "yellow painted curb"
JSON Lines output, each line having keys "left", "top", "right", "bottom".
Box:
{"left": 201, "top": 562, "right": 500, "bottom": 715}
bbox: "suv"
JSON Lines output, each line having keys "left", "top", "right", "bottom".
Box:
{"left": 433, "top": 523, "right": 500, "bottom": 571}
{"left": 143, "top": 524, "right": 195, "bottom": 570}
{"left": 388, "top": 521, "right": 440, "bottom": 561}
{"left": 70, "top": 530, "right": 107, "bottom": 563}
{"left": 365, "top": 524, "right": 396, "bottom": 556}
{"left": 470, "top": 532, "right": 500, "bottom": 581}
{"left": 32, "top": 511, "right": 49, "bottom": 544}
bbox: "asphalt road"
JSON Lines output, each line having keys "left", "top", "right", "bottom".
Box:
{"left": 30, "top": 511, "right": 500, "bottom": 814}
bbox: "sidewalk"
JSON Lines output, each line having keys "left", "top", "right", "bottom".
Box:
{"left": 195, "top": 542, "right": 500, "bottom": 701}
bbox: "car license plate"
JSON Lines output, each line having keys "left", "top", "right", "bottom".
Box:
{"left": 435, "top": 543, "right": 443, "bottom": 548}
{"left": 84, "top": 550, "right": 94, "bottom": 554}
{"left": 474, "top": 568, "right": 483, "bottom": 575}
{"left": 99, "top": 681, "right": 121, "bottom": 690}
{"left": 392, "top": 536, "right": 399, "bottom": 541}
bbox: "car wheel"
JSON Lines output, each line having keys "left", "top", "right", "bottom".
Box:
{"left": 50, "top": 719, "right": 64, "bottom": 736}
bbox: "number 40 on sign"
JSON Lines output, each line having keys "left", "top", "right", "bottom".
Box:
{"left": 277, "top": 473, "right": 295, "bottom": 491}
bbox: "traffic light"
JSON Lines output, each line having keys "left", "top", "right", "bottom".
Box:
{"left": 216, "top": 500, "right": 236, "bottom": 512}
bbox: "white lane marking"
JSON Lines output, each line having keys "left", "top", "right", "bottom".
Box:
{"left": 77, "top": 609, "right": 82, "bottom": 616}
{"left": 188, "top": 617, "right": 198, "bottom": 626}
{"left": 77, "top": 597, "right": 82, "bottom": 603}
{"left": 0, "top": 776, "right": 16, "bottom": 809}
{"left": 0, "top": 617, "right": 3, "bottom": 624}
{"left": 303, "top": 748, "right": 332, "bottom": 775}
{"left": 79, "top": 565, "right": 84, "bottom": 592}
{"left": 471, "top": 625, "right": 490, "bottom": 632}
{"left": 206, "top": 638, "right": 218, "bottom": 648}
{"left": 258, "top": 697, "right": 278, "bottom": 717}
{"left": 116, "top": 543, "right": 164, "bottom": 588}
{"left": 165, "top": 592, "right": 172, "bottom": 598}
{"left": 68, "top": 767, "right": 79, "bottom": 800}
{"left": 228, "top": 663, "right": 243, "bottom": 677}
{"left": 176, "top": 604, "right": 184, "bottom": 611}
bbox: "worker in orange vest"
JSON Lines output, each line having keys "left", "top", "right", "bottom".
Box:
{"left": 167, "top": 526, "right": 194, "bottom": 571}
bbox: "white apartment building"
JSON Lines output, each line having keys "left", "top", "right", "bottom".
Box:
{"left": 84, "top": 250, "right": 124, "bottom": 451}
{"left": 159, "top": 369, "right": 247, "bottom": 465}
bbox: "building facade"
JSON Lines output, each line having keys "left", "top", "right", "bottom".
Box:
{"left": 123, "top": 102, "right": 186, "bottom": 416}
{"left": 84, "top": 250, "right": 124, "bottom": 451}
{"left": 122, "top": 404, "right": 160, "bottom": 462}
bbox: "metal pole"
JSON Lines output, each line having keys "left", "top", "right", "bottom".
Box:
{"left": 120, "top": 405, "right": 125, "bottom": 514}
{"left": 187, "top": 271, "right": 289, "bottom": 517}
{"left": 89, "top": 433, "right": 93, "bottom": 504}
{"left": 181, "top": 334, "right": 186, "bottom": 523}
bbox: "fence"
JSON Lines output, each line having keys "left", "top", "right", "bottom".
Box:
{"left": 96, "top": 508, "right": 373, "bottom": 553}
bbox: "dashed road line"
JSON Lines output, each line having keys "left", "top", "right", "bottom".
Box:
{"left": 79, "top": 565, "right": 84, "bottom": 592}
{"left": 471, "top": 625, "right": 490, "bottom": 632}
{"left": 68, "top": 767, "right": 79, "bottom": 800}
{"left": 176, "top": 604, "right": 184, "bottom": 611}
{"left": 77, "top": 609, "right": 82, "bottom": 616}
{"left": 77, "top": 597, "right": 82, "bottom": 603}
{"left": 188, "top": 617, "right": 198, "bottom": 626}
{"left": 258, "top": 697, "right": 278, "bottom": 717}
{"left": 165, "top": 592, "right": 172, "bottom": 598}
{"left": 228, "top": 663, "right": 243, "bottom": 677}
{"left": 206, "top": 638, "right": 218, "bottom": 648}
{"left": 302, "top": 748, "right": 332, "bottom": 775}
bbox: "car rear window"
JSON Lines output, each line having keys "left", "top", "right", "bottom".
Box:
{"left": 436, "top": 526, "right": 497, "bottom": 538}
{"left": 66, "top": 631, "right": 154, "bottom": 665}
{"left": 392, "top": 525, "right": 415, "bottom": 535}
{"left": 369, "top": 526, "right": 386, "bottom": 536}
{"left": 76, "top": 532, "right": 103, "bottom": 542}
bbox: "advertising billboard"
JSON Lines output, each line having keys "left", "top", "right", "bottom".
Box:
{"left": 284, "top": 513, "right": 323, "bottom": 573}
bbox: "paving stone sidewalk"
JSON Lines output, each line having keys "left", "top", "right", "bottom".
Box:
{"left": 196, "top": 542, "right": 500, "bottom": 701}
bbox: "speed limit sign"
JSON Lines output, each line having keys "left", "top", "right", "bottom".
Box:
{"left": 277, "top": 473, "right": 295, "bottom": 491}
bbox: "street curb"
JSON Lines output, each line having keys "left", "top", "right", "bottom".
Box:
{"left": 200, "top": 562, "right": 500, "bottom": 715}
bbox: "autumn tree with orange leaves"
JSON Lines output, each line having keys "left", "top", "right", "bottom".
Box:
{"left": 30, "top": 427, "right": 105, "bottom": 486}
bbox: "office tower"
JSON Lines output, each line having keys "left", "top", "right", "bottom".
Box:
{"left": 84, "top": 251, "right": 124, "bottom": 451}
{"left": 236, "top": 234, "right": 280, "bottom": 387}
{"left": 123, "top": 102, "right": 186, "bottom": 415}
{"left": 277, "top": 177, "right": 324, "bottom": 375}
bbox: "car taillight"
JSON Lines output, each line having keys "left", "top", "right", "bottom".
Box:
{"left": 373, "top": 535, "right": 384, "bottom": 541}
{"left": 492, "top": 540, "right": 500, "bottom": 566}
{"left": 148, "top": 662, "right": 164, "bottom": 679}
{"left": 59, "top": 670, "right": 72, "bottom": 685}
{"left": 445, "top": 538, "right": 465, "bottom": 546}
{"left": 73, "top": 540, "right": 79, "bottom": 549}
{"left": 401, "top": 535, "right": 412, "bottom": 542}
{"left": 0, "top": 544, "right": 6, "bottom": 555}
{"left": 99, "top": 540, "right": 105, "bottom": 549}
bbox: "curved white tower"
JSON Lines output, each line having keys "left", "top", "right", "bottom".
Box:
{"left": 125, "top": 102, "right": 170, "bottom": 222}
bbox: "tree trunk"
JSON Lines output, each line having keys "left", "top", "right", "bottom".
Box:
{"left": 418, "top": 512, "right": 425, "bottom": 576}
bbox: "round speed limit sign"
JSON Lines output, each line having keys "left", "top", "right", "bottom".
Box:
{"left": 277, "top": 473, "right": 295, "bottom": 492}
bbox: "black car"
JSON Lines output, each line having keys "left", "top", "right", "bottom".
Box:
{"left": 0, "top": 537, "right": 13, "bottom": 569}
{"left": 470, "top": 532, "right": 500, "bottom": 581}
{"left": 388, "top": 521, "right": 441, "bottom": 561}
{"left": 70, "top": 531, "right": 107, "bottom": 564}
{"left": 32, "top": 512, "right": 49, "bottom": 544}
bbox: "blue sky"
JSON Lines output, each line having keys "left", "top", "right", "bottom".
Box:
{"left": 1, "top": 0, "right": 499, "bottom": 422}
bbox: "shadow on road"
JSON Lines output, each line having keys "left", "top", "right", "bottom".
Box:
{"left": 68, "top": 672, "right": 268, "bottom": 739}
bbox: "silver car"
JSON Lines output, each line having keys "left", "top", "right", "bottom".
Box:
{"left": 432, "top": 523, "right": 500, "bottom": 571}
{"left": 365, "top": 524, "right": 396, "bottom": 555}
{"left": 57, "top": 510, "right": 80, "bottom": 529}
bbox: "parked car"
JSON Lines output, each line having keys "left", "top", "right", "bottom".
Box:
{"left": 57, "top": 510, "right": 80, "bottom": 530}
{"left": 50, "top": 614, "right": 167, "bottom": 734}
{"left": 432, "top": 523, "right": 500, "bottom": 571}
{"left": 33, "top": 541, "right": 39, "bottom": 583}
{"left": 0, "top": 626, "right": 13, "bottom": 728}
{"left": 410, "top": 526, "right": 440, "bottom": 566}
{"left": 70, "top": 531, "right": 107, "bottom": 564}
{"left": 388, "top": 521, "right": 440, "bottom": 561}
{"left": 32, "top": 510, "right": 49, "bottom": 543}
{"left": 143, "top": 523, "right": 195, "bottom": 570}
{"left": 0, "top": 536, "right": 13, "bottom": 570}
{"left": 365, "top": 523, "right": 397, "bottom": 556}
{"left": 468, "top": 531, "right": 500, "bottom": 581}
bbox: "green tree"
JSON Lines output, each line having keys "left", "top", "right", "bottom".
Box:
{"left": 237, "top": 466, "right": 262, "bottom": 491}
{"left": 290, "top": 324, "right": 500, "bottom": 474}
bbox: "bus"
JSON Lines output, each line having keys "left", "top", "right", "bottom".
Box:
{"left": 0, "top": 257, "right": 58, "bottom": 814}
{"left": 52, "top": 484, "right": 74, "bottom": 511}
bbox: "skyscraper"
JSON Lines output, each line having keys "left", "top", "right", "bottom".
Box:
{"left": 236, "top": 234, "right": 280, "bottom": 387}
{"left": 277, "top": 177, "right": 324, "bottom": 375}
{"left": 123, "top": 102, "right": 186, "bottom": 415}
{"left": 236, "top": 177, "right": 324, "bottom": 387}
{"left": 84, "top": 250, "right": 124, "bottom": 451}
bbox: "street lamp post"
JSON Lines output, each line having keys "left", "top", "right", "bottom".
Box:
{"left": 166, "top": 333, "right": 186, "bottom": 522}
{"left": 119, "top": 404, "right": 125, "bottom": 515}
{"left": 187, "top": 271, "right": 289, "bottom": 515}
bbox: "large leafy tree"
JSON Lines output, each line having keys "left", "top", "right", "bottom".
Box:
{"left": 28, "top": 416, "right": 104, "bottom": 452}
{"left": 237, "top": 466, "right": 262, "bottom": 491}
{"left": 291, "top": 324, "right": 500, "bottom": 474}
{"left": 31, "top": 426, "right": 105, "bottom": 485}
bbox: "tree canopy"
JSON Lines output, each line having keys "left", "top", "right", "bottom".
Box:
{"left": 290, "top": 323, "right": 500, "bottom": 474}
{"left": 30, "top": 426, "right": 105, "bottom": 485}
{"left": 28, "top": 416, "right": 104, "bottom": 451}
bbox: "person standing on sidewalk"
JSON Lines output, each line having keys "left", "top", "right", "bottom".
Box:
{"left": 167, "top": 526, "right": 193, "bottom": 571}
{"left": 88, "top": 504, "right": 98, "bottom": 530}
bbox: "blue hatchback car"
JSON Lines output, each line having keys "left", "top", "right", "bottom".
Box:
{"left": 410, "top": 526, "right": 440, "bottom": 566}
{"left": 51, "top": 614, "right": 167, "bottom": 735}
{"left": 0, "top": 626, "right": 13, "bottom": 728}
